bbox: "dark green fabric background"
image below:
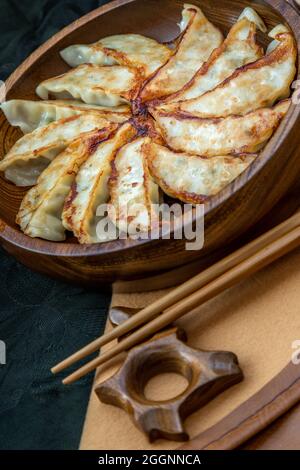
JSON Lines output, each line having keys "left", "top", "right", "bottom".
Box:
{"left": 0, "top": 0, "right": 112, "bottom": 450}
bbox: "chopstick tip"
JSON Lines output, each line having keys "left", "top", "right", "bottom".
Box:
{"left": 51, "top": 365, "right": 60, "bottom": 374}
{"left": 62, "top": 375, "right": 74, "bottom": 385}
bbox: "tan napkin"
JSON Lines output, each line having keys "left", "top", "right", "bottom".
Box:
{"left": 80, "top": 246, "right": 300, "bottom": 450}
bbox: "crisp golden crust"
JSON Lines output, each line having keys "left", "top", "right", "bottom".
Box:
{"left": 130, "top": 115, "right": 165, "bottom": 144}
{"left": 36, "top": 64, "right": 143, "bottom": 106}
{"left": 1, "top": 99, "right": 131, "bottom": 134}
{"left": 140, "top": 4, "right": 223, "bottom": 102}
{"left": 147, "top": 142, "right": 256, "bottom": 204}
{"left": 150, "top": 100, "right": 291, "bottom": 156}
{"left": 62, "top": 123, "right": 136, "bottom": 244}
{"left": 15, "top": 128, "right": 115, "bottom": 242}
{"left": 109, "top": 137, "right": 159, "bottom": 235}
{"left": 159, "top": 32, "right": 297, "bottom": 117}
{"left": 0, "top": 114, "right": 116, "bottom": 186}
{"left": 154, "top": 13, "right": 264, "bottom": 106}
{"left": 60, "top": 34, "right": 172, "bottom": 78}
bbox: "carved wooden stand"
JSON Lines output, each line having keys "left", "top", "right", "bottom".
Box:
{"left": 95, "top": 328, "right": 243, "bottom": 442}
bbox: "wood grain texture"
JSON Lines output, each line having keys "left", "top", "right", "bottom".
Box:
{"left": 95, "top": 328, "right": 243, "bottom": 442}
{"left": 0, "top": 0, "right": 299, "bottom": 284}
{"left": 242, "top": 402, "right": 300, "bottom": 449}
{"left": 180, "top": 360, "right": 300, "bottom": 450}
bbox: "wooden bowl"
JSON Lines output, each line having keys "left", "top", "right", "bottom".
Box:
{"left": 0, "top": 0, "right": 299, "bottom": 285}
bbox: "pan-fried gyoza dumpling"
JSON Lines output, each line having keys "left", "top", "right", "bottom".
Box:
{"left": 164, "top": 26, "right": 296, "bottom": 117}
{"left": 36, "top": 64, "right": 141, "bottom": 106}
{"left": 16, "top": 128, "right": 114, "bottom": 241}
{"left": 157, "top": 7, "right": 266, "bottom": 105}
{"left": 60, "top": 34, "right": 172, "bottom": 78}
{"left": 266, "top": 24, "right": 291, "bottom": 54}
{"left": 151, "top": 100, "right": 290, "bottom": 157}
{"left": 109, "top": 137, "right": 159, "bottom": 235}
{"left": 147, "top": 143, "right": 256, "bottom": 204}
{"left": 0, "top": 114, "right": 116, "bottom": 186}
{"left": 1, "top": 99, "right": 131, "bottom": 133}
{"left": 140, "top": 4, "right": 223, "bottom": 102}
{"left": 62, "top": 122, "right": 136, "bottom": 244}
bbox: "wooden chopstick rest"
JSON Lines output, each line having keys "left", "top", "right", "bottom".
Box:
{"left": 95, "top": 328, "right": 243, "bottom": 442}
{"left": 109, "top": 307, "right": 136, "bottom": 328}
{"left": 110, "top": 307, "right": 144, "bottom": 342}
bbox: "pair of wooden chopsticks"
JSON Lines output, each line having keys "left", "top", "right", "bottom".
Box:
{"left": 52, "top": 211, "right": 300, "bottom": 385}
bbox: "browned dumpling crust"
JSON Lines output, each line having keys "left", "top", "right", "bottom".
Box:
{"left": 140, "top": 4, "right": 223, "bottom": 102}
{"left": 36, "top": 64, "right": 142, "bottom": 106}
{"left": 161, "top": 29, "right": 296, "bottom": 117}
{"left": 1, "top": 99, "right": 131, "bottom": 133}
{"left": 16, "top": 127, "right": 115, "bottom": 241}
{"left": 150, "top": 100, "right": 291, "bottom": 157}
{"left": 0, "top": 114, "right": 115, "bottom": 186}
{"left": 109, "top": 137, "right": 160, "bottom": 236}
{"left": 62, "top": 123, "right": 136, "bottom": 244}
{"left": 60, "top": 34, "right": 172, "bottom": 78}
{"left": 155, "top": 8, "right": 266, "bottom": 106}
{"left": 147, "top": 142, "right": 256, "bottom": 204}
